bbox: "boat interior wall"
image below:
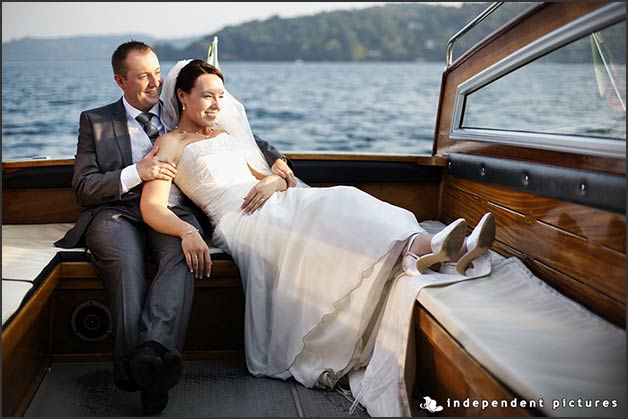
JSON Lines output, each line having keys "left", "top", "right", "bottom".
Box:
{"left": 441, "top": 174, "right": 625, "bottom": 328}
{"left": 2, "top": 155, "right": 445, "bottom": 226}
{"left": 432, "top": 1, "right": 626, "bottom": 328}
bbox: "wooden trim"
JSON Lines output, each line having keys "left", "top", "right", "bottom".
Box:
{"left": 2, "top": 266, "right": 62, "bottom": 358}
{"left": 2, "top": 268, "right": 59, "bottom": 417}
{"left": 57, "top": 260, "right": 242, "bottom": 288}
{"left": 2, "top": 155, "right": 446, "bottom": 171}
{"left": 445, "top": 3, "right": 605, "bottom": 75}
{"left": 415, "top": 307, "right": 534, "bottom": 416}
{"left": 2, "top": 158, "right": 75, "bottom": 171}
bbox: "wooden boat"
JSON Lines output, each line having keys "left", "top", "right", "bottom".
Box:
{"left": 2, "top": 2, "right": 625, "bottom": 416}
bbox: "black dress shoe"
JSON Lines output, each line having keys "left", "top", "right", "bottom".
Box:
{"left": 141, "top": 390, "right": 169, "bottom": 415}
{"left": 129, "top": 343, "right": 164, "bottom": 388}
{"left": 145, "top": 350, "right": 182, "bottom": 394}
{"left": 114, "top": 378, "right": 141, "bottom": 392}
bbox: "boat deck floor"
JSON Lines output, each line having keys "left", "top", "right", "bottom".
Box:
{"left": 25, "top": 359, "right": 379, "bottom": 417}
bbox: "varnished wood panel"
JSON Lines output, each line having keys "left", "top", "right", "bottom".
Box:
{"left": 415, "top": 307, "right": 533, "bottom": 416}
{"left": 433, "top": 2, "right": 625, "bottom": 176}
{"left": 447, "top": 177, "right": 626, "bottom": 253}
{"left": 442, "top": 177, "right": 625, "bottom": 326}
{"left": 3, "top": 188, "right": 81, "bottom": 224}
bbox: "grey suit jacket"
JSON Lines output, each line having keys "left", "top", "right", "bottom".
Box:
{"left": 56, "top": 98, "right": 285, "bottom": 248}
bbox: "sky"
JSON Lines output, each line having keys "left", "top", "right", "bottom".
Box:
{"left": 2, "top": 2, "right": 461, "bottom": 41}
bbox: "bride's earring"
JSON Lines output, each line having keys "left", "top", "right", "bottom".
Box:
{"left": 182, "top": 104, "right": 186, "bottom": 111}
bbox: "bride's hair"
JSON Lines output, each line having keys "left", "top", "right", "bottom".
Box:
{"left": 175, "top": 60, "right": 225, "bottom": 116}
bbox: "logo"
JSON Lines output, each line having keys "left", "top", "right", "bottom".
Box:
{"left": 420, "top": 396, "right": 444, "bottom": 413}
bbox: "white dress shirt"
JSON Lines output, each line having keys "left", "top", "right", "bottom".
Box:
{"left": 119, "top": 97, "right": 165, "bottom": 194}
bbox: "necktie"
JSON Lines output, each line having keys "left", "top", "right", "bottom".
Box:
{"left": 136, "top": 112, "right": 160, "bottom": 142}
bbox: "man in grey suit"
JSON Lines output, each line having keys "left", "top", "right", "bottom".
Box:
{"left": 55, "top": 41, "right": 295, "bottom": 414}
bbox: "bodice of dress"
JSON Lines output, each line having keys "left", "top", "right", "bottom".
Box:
{"left": 174, "top": 133, "right": 259, "bottom": 222}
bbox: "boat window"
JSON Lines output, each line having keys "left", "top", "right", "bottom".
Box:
{"left": 450, "top": 4, "right": 626, "bottom": 158}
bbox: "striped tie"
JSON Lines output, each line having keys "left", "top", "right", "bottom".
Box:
{"left": 136, "top": 112, "right": 160, "bottom": 142}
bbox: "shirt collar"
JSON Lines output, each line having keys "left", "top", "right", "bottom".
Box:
{"left": 122, "top": 96, "right": 161, "bottom": 120}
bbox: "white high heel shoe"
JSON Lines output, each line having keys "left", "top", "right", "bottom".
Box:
{"left": 455, "top": 212, "right": 495, "bottom": 275}
{"left": 402, "top": 218, "right": 466, "bottom": 276}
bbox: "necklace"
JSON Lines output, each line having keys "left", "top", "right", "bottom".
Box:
{"left": 177, "top": 125, "right": 215, "bottom": 136}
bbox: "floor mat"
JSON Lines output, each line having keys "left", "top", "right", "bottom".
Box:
{"left": 25, "top": 359, "right": 369, "bottom": 417}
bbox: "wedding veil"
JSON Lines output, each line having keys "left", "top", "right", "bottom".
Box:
{"left": 161, "top": 58, "right": 273, "bottom": 176}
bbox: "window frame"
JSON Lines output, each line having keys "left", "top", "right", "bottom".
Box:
{"left": 449, "top": 3, "right": 626, "bottom": 159}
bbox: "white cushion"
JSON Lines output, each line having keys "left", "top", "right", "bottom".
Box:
{"left": 2, "top": 223, "right": 84, "bottom": 281}
{"left": 416, "top": 222, "right": 626, "bottom": 416}
{"left": 2, "top": 223, "right": 226, "bottom": 282}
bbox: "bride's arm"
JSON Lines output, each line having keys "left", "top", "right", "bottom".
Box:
{"left": 140, "top": 139, "right": 212, "bottom": 278}
{"left": 241, "top": 163, "right": 289, "bottom": 215}
{"left": 247, "top": 163, "right": 289, "bottom": 188}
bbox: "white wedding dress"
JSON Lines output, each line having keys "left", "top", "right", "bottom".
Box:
{"left": 174, "top": 133, "right": 425, "bottom": 389}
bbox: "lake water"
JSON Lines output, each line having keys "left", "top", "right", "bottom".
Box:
{"left": 1, "top": 61, "right": 442, "bottom": 160}
{"left": 3, "top": 61, "right": 625, "bottom": 161}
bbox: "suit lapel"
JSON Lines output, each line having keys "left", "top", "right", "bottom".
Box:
{"left": 111, "top": 98, "right": 133, "bottom": 167}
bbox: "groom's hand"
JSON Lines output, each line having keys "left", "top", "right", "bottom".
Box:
{"left": 271, "top": 158, "right": 296, "bottom": 187}
{"left": 138, "top": 145, "right": 178, "bottom": 182}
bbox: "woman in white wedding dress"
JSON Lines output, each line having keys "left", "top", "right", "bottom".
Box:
{"left": 140, "top": 59, "right": 495, "bottom": 414}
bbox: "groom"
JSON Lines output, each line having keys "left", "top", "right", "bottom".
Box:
{"left": 55, "top": 40, "right": 295, "bottom": 414}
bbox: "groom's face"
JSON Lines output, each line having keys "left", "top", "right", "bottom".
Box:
{"left": 116, "top": 50, "right": 162, "bottom": 111}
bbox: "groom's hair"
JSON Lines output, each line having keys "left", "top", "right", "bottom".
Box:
{"left": 175, "top": 60, "right": 225, "bottom": 115}
{"left": 112, "top": 41, "right": 154, "bottom": 78}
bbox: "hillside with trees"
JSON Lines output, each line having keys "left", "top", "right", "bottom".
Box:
{"left": 4, "top": 3, "right": 625, "bottom": 63}
{"left": 157, "top": 2, "right": 491, "bottom": 62}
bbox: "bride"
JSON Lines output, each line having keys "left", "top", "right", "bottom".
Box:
{"left": 140, "top": 59, "right": 495, "bottom": 415}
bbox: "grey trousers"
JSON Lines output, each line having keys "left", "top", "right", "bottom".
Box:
{"left": 84, "top": 201, "right": 203, "bottom": 385}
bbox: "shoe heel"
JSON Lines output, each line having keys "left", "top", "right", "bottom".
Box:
{"left": 415, "top": 219, "right": 466, "bottom": 274}
{"left": 402, "top": 233, "right": 423, "bottom": 276}
{"left": 455, "top": 213, "right": 495, "bottom": 275}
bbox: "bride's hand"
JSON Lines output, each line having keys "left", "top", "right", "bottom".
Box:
{"left": 181, "top": 229, "right": 212, "bottom": 278}
{"left": 241, "top": 175, "right": 287, "bottom": 215}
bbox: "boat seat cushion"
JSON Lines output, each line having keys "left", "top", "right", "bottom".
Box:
{"left": 2, "top": 224, "right": 85, "bottom": 282}
{"left": 417, "top": 221, "right": 626, "bottom": 416}
{"left": 1, "top": 223, "right": 227, "bottom": 326}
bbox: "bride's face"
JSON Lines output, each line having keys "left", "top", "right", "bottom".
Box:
{"left": 180, "top": 74, "right": 225, "bottom": 128}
